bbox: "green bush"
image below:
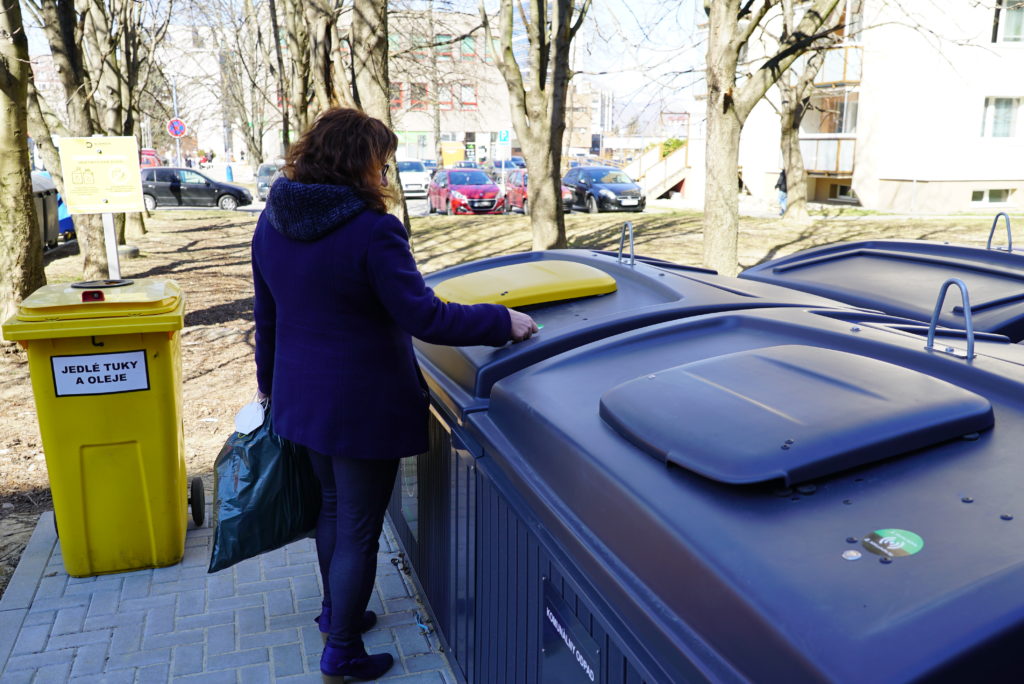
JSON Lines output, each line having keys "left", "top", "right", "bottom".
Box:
{"left": 661, "top": 138, "right": 686, "bottom": 157}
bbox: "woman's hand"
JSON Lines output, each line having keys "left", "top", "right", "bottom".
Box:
{"left": 508, "top": 308, "right": 539, "bottom": 342}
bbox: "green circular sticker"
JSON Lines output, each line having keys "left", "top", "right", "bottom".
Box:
{"left": 861, "top": 529, "right": 924, "bottom": 558}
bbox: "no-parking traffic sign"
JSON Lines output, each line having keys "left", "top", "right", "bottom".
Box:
{"left": 167, "top": 118, "right": 187, "bottom": 138}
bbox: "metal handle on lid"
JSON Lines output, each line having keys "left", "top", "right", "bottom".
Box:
{"left": 986, "top": 212, "right": 1012, "bottom": 251}
{"left": 925, "top": 278, "right": 975, "bottom": 360}
{"left": 617, "top": 221, "right": 635, "bottom": 266}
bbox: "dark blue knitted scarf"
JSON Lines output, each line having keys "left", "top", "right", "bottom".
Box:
{"left": 263, "top": 176, "right": 367, "bottom": 241}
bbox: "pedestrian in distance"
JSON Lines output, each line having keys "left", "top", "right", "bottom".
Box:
{"left": 776, "top": 169, "right": 788, "bottom": 217}
{"left": 251, "top": 107, "right": 537, "bottom": 682}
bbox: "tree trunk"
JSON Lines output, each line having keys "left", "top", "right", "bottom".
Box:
{"left": 779, "top": 99, "right": 810, "bottom": 221}
{"left": 703, "top": 0, "right": 742, "bottom": 276}
{"left": 126, "top": 212, "right": 146, "bottom": 239}
{"left": 282, "top": 0, "right": 312, "bottom": 134}
{"left": 523, "top": 142, "right": 565, "bottom": 250}
{"left": 351, "top": 0, "right": 409, "bottom": 232}
{"left": 703, "top": 104, "right": 742, "bottom": 275}
{"left": 0, "top": 0, "right": 46, "bottom": 321}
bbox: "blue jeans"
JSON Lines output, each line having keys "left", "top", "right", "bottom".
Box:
{"left": 778, "top": 190, "right": 788, "bottom": 216}
{"left": 307, "top": 450, "right": 400, "bottom": 654}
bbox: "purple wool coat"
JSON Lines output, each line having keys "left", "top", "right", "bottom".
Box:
{"left": 252, "top": 178, "right": 511, "bottom": 459}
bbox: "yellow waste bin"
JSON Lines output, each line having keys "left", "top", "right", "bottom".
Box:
{"left": 2, "top": 278, "right": 203, "bottom": 577}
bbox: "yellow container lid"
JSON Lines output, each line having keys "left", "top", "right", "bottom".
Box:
{"left": 2, "top": 279, "right": 185, "bottom": 341}
{"left": 434, "top": 260, "right": 617, "bottom": 307}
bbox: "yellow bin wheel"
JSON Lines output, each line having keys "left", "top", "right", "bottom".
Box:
{"left": 189, "top": 477, "right": 205, "bottom": 527}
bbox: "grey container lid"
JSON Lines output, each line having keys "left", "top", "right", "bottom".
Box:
{"left": 599, "top": 344, "right": 994, "bottom": 485}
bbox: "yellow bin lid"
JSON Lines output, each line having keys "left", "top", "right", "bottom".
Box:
{"left": 2, "top": 279, "right": 185, "bottom": 341}
{"left": 434, "top": 260, "right": 617, "bottom": 307}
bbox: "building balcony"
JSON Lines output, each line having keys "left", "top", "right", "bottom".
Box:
{"left": 815, "top": 45, "right": 862, "bottom": 87}
{"left": 800, "top": 136, "right": 856, "bottom": 175}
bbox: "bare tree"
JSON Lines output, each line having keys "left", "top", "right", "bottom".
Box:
{"left": 703, "top": 0, "right": 843, "bottom": 275}
{"left": 0, "top": 0, "right": 45, "bottom": 321}
{"left": 24, "top": 0, "right": 173, "bottom": 277}
{"left": 184, "top": 0, "right": 282, "bottom": 165}
{"left": 482, "top": 0, "right": 592, "bottom": 251}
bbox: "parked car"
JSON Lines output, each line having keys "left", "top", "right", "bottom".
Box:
{"left": 504, "top": 169, "right": 573, "bottom": 214}
{"left": 397, "top": 160, "right": 431, "bottom": 198}
{"left": 428, "top": 169, "right": 505, "bottom": 215}
{"left": 562, "top": 166, "right": 645, "bottom": 213}
{"left": 452, "top": 160, "right": 481, "bottom": 169}
{"left": 510, "top": 156, "right": 526, "bottom": 168}
{"left": 140, "top": 167, "right": 252, "bottom": 210}
{"left": 484, "top": 159, "right": 520, "bottom": 183}
{"left": 139, "top": 148, "right": 163, "bottom": 168}
{"left": 256, "top": 162, "right": 281, "bottom": 200}
{"left": 423, "top": 159, "right": 439, "bottom": 174}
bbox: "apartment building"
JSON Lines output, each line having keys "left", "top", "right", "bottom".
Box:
{"left": 386, "top": 10, "right": 513, "bottom": 162}
{"left": 688, "top": 0, "right": 1024, "bottom": 213}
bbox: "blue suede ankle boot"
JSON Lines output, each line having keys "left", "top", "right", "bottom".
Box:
{"left": 320, "top": 644, "right": 394, "bottom": 682}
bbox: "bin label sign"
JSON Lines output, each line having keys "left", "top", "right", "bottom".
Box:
{"left": 541, "top": 581, "right": 600, "bottom": 684}
{"left": 51, "top": 350, "right": 150, "bottom": 397}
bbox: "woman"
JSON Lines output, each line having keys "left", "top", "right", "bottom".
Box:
{"left": 252, "top": 108, "right": 537, "bottom": 681}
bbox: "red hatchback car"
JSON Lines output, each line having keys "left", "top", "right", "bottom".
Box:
{"left": 505, "top": 169, "right": 573, "bottom": 214}
{"left": 428, "top": 169, "right": 505, "bottom": 215}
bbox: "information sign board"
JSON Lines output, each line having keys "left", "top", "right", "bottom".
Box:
{"left": 57, "top": 137, "right": 145, "bottom": 215}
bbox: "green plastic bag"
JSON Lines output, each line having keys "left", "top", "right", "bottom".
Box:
{"left": 208, "top": 410, "right": 320, "bottom": 573}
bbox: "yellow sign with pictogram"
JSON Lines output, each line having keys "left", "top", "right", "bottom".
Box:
{"left": 58, "top": 136, "right": 145, "bottom": 215}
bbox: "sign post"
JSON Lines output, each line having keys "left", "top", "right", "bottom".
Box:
{"left": 497, "top": 129, "right": 512, "bottom": 187}
{"left": 167, "top": 117, "right": 187, "bottom": 169}
{"left": 57, "top": 136, "right": 145, "bottom": 280}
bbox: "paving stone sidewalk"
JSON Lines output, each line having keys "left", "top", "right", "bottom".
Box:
{"left": 0, "top": 511, "right": 455, "bottom": 683}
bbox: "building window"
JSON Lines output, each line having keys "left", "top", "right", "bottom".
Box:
{"left": 461, "top": 35, "right": 477, "bottom": 60}
{"left": 981, "top": 97, "right": 1020, "bottom": 137}
{"left": 435, "top": 34, "right": 452, "bottom": 59}
{"left": 829, "top": 184, "right": 857, "bottom": 201}
{"left": 993, "top": 0, "right": 1024, "bottom": 42}
{"left": 459, "top": 84, "right": 477, "bottom": 110}
{"left": 438, "top": 84, "right": 453, "bottom": 110}
{"left": 390, "top": 82, "right": 403, "bottom": 109}
{"left": 972, "top": 189, "right": 1014, "bottom": 203}
{"left": 806, "top": 91, "right": 859, "bottom": 134}
{"left": 412, "top": 34, "right": 428, "bottom": 58}
{"left": 410, "top": 83, "right": 428, "bottom": 111}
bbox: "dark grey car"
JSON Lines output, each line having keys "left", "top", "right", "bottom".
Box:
{"left": 562, "top": 166, "right": 645, "bottom": 213}
{"left": 141, "top": 168, "right": 252, "bottom": 210}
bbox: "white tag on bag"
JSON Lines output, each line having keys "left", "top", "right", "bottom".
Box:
{"left": 234, "top": 400, "right": 266, "bottom": 435}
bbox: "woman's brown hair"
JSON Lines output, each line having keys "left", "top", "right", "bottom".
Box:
{"left": 281, "top": 108, "right": 399, "bottom": 213}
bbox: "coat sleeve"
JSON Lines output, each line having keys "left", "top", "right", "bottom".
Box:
{"left": 366, "top": 214, "right": 512, "bottom": 346}
{"left": 252, "top": 224, "right": 277, "bottom": 395}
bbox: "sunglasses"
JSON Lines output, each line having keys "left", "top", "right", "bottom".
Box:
{"left": 381, "top": 163, "right": 391, "bottom": 176}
